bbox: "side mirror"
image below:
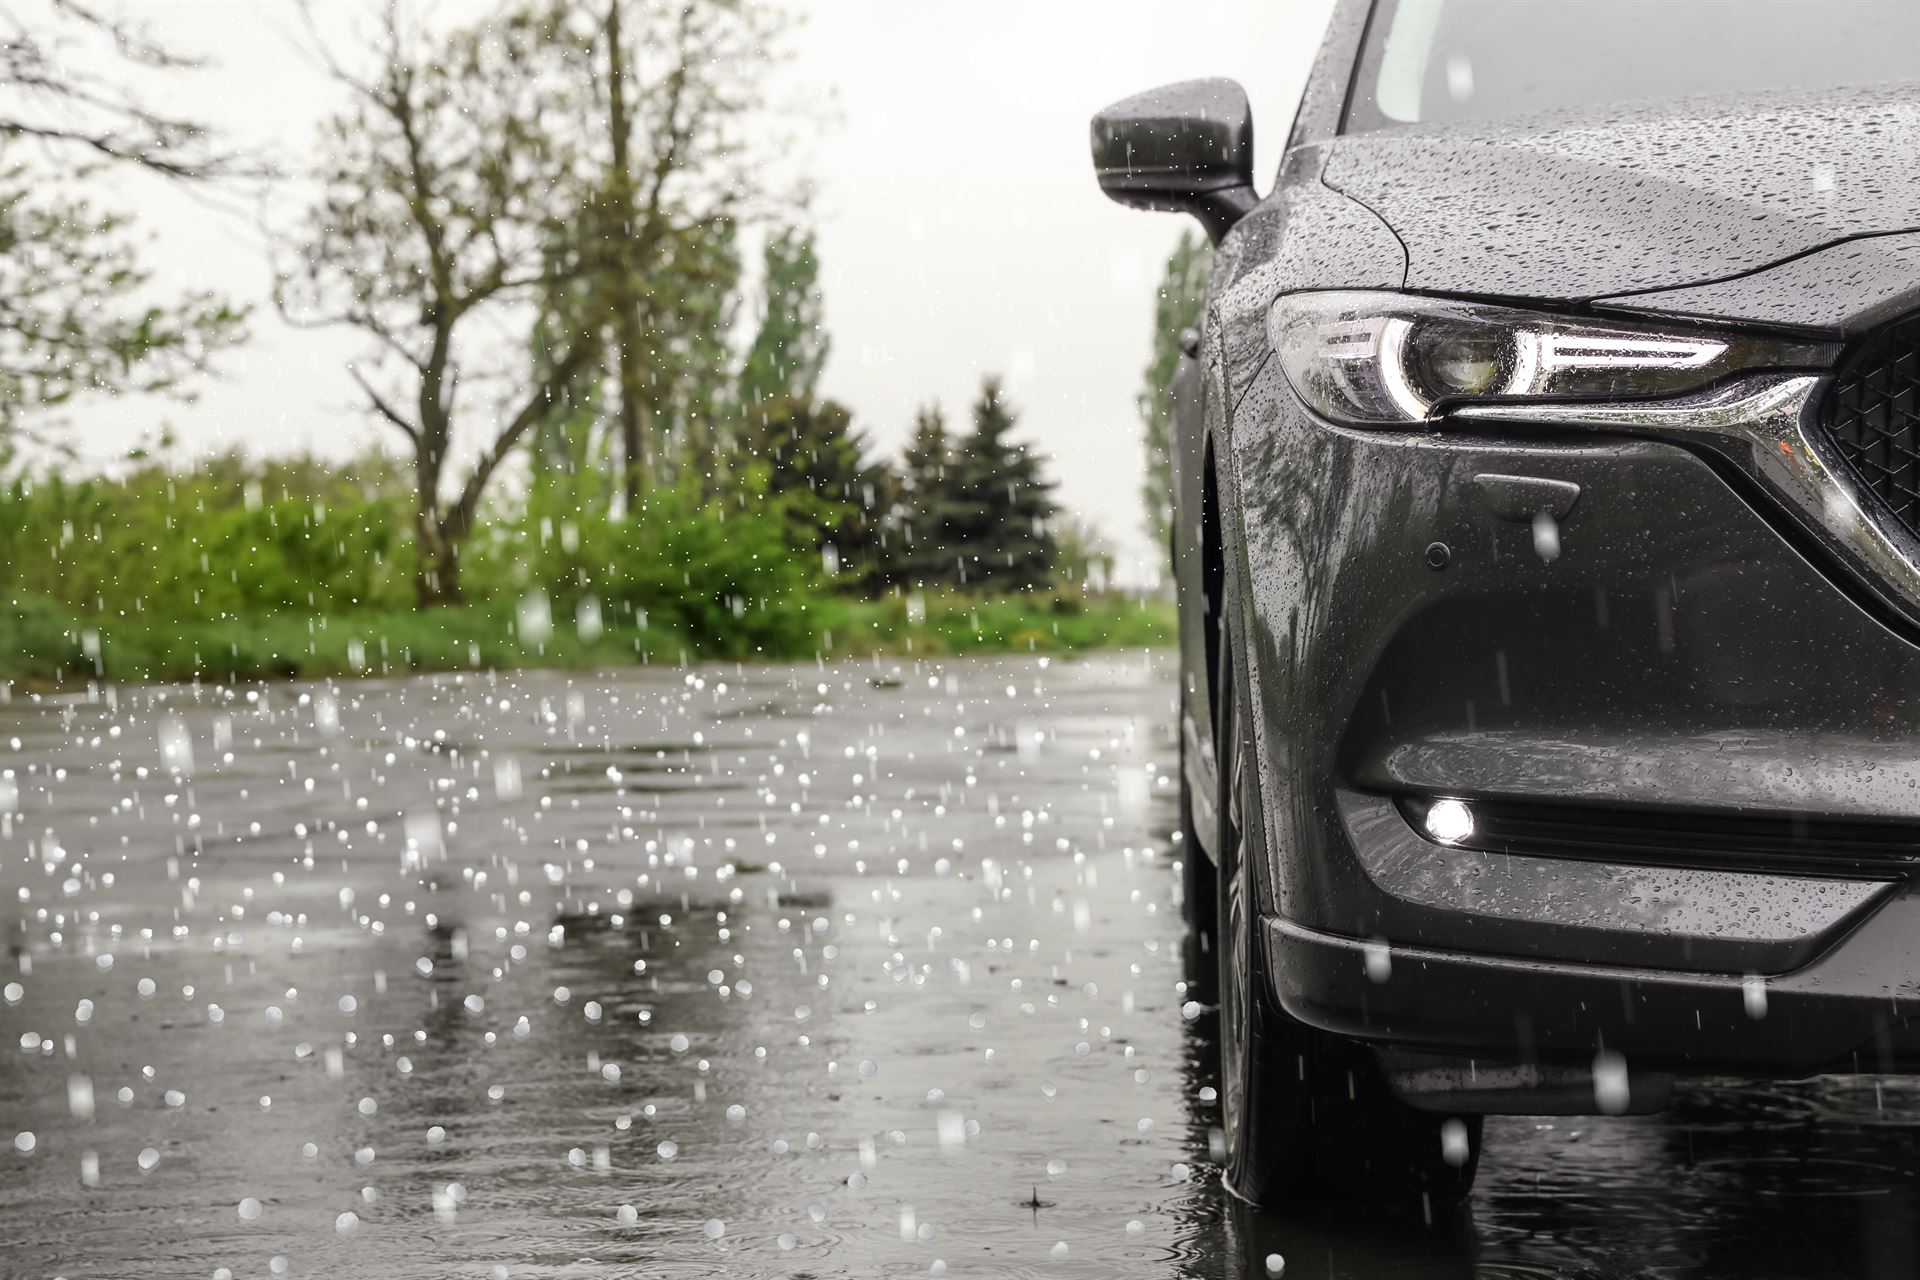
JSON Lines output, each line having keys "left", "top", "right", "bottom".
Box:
{"left": 1091, "top": 78, "right": 1256, "bottom": 245}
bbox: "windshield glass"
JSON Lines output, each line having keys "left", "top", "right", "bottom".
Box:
{"left": 1347, "top": 0, "right": 1920, "bottom": 132}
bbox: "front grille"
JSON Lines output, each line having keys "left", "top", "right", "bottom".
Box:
{"left": 1821, "top": 312, "right": 1920, "bottom": 544}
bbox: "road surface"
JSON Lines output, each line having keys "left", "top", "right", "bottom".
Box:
{"left": 2, "top": 654, "right": 1917, "bottom": 1278}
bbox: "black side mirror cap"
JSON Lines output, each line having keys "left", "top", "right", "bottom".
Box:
{"left": 1091, "top": 78, "right": 1256, "bottom": 245}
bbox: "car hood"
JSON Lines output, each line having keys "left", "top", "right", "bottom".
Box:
{"left": 1321, "top": 84, "right": 1920, "bottom": 329}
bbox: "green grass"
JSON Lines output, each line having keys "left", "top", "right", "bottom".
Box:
{"left": 813, "top": 593, "right": 1174, "bottom": 657}
{"left": 0, "top": 592, "right": 1175, "bottom": 686}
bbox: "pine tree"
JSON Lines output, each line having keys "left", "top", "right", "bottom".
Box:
{"left": 892, "top": 403, "right": 964, "bottom": 590}
{"left": 739, "top": 227, "right": 829, "bottom": 415}
{"left": 945, "top": 377, "right": 1059, "bottom": 592}
{"left": 737, "top": 395, "right": 891, "bottom": 585}
{"left": 1138, "top": 230, "right": 1211, "bottom": 566}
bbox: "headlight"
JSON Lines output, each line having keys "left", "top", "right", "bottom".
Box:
{"left": 1267, "top": 291, "right": 1833, "bottom": 426}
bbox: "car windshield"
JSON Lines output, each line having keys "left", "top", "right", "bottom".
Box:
{"left": 1347, "top": 0, "right": 1920, "bottom": 132}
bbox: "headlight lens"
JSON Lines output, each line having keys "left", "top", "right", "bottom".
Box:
{"left": 1268, "top": 291, "right": 1833, "bottom": 426}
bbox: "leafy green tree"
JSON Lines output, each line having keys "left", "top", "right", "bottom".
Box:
{"left": 651, "top": 221, "right": 742, "bottom": 491}
{"left": 556, "top": 0, "right": 784, "bottom": 510}
{"left": 1138, "top": 230, "right": 1210, "bottom": 562}
{"left": 738, "top": 227, "right": 828, "bottom": 413}
{"left": 0, "top": 2, "right": 245, "bottom": 439}
{"left": 1053, "top": 515, "right": 1116, "bottom": 595}
{"left": 945, "top": 377, "right": 1060, "bottom": 592}
{"left": 526, "top": 299, "right": 609, "bottom": 519}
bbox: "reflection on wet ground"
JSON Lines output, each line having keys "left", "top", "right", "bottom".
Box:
{"left": 4, "top": 654, "right": 1920, "bottom": 1277}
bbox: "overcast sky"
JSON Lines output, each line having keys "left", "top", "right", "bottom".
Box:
{"left": 78, "top": 0, "right": 1336, "bottom": 582}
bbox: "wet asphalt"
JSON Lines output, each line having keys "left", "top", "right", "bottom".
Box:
{"left": 4, "top": 652, "right": 1920, "bottom": 1279}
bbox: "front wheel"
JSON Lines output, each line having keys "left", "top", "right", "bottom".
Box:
{"left": 1212, "top": 640, "right": 1481, "bottom": 1210}
{"left": 1178, "top": 693, "right": 1219, "bottom": 1000}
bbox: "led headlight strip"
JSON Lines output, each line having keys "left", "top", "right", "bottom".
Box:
{"left": 1268, "top": 291, "right": 1829, "bottom": 426}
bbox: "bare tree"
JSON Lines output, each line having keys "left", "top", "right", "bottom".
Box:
{"left": 0, "top": 0, "right": 238, "bottom": 174}
{"left": 278, "top": 4, "right": 598, "bottom": 605}
{"left": 282, "top": 0, "right": 786, "bottom": 603}
{"left": 0, "top": 0, "right": 245, "bottom": 439}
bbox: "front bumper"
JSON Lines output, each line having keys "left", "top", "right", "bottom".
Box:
{"left": 1228, "top": 359, "right": 1920, "bottom": 1078}
{"left": 1265, "top": 894, "right": 1920, "bottom": 1076}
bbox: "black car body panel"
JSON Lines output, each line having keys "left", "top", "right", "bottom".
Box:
{"left": 1598, "top": 230, "right": 1920, "bottom": 335}
{"left": 1219, "top": 147, "right": 1405, "bottom": 406}
{"left": 1227, "top": 353, "right": 1920, "bottom": 961}
{"left": 1322, "top": 85, "right": 1920, "bottom": 303}
{"left": 1100, "top": 0, "right": 1920, "bottom": 1119}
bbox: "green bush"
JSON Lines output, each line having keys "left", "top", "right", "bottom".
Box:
{"left": 0, "top": 452, "right": 1169, "bottom": 687}
{"left": 0, "top": 456, "right": 413, "bottom": 619}
{"left": 0, "top": 593, "right": 88, "bottom": 681}
{"left": 468, "top": 473, "right": 823, "bottom": 659}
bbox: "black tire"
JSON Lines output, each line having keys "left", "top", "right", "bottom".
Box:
{"left": 1213, "top": 635, "right": 1481, "bottom": 1211}
{"left": 1178, "top": 693, "right": 1220, "bottom": 999}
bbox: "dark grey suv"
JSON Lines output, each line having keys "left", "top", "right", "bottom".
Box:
{"left": 1094, "top": 0, "right": 1920, "bottom": 1210}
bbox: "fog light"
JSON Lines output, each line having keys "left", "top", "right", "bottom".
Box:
{"left": 1424, "top": 798, "right": 1473, "bottom": 844}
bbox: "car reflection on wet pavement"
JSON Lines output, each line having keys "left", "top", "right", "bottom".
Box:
{"left": 4, "top": 653, "right": 1920, "bottom": 1279}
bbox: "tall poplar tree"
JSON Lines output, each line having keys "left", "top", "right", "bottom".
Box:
{"left": 738, "top": 227, "right": 828, "bottom": 414}
{"left": 576, "top": 0, "right": 782, "bottom": 511}
{"left": 1138, "top": 230, "right": 1210, "bottom": 563}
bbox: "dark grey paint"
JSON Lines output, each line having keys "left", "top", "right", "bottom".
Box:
{"left": 1090, "top": 78, "right": 1257, "bottom": 245}
{"left": 1471, "top": 474, "right": 1580, "bottom": 522}
{"left": 1322, "top": 84, "right": 1920, "bottom": 302}
{"left": 1598, "top": 230, "right": 1920, "bottom": 334}
{"left": 1095, "top": 4, "right": 1920, "bottom": 1101}
{"left": 1213, "top": 145, "right": 1405, "bottom": 410}
{"left": 1269, "top": 885, "right": 1920, "bottom": 1075}
{"left": 1223, "top": 358, "right": 1920, "bottom": 958}
{"left": 1337, "top": 790, "right": 1890, "bottom": 973}
{"left": 1279, "top": 0, "right": 1374, "bottom": 151}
